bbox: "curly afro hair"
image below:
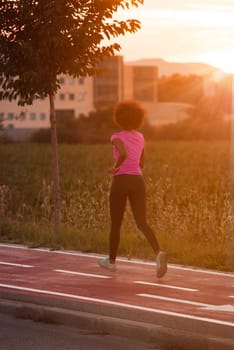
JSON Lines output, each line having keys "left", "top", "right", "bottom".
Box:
{"left": 113, "top": 100, "right": 146, "bottom": 130}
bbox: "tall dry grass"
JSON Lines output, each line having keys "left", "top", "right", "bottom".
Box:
{"left": 0, "top": 141, "right": 233, "bottom": 271}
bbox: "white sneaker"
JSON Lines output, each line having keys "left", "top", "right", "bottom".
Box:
{"left": 156, "top": 251, "right": 167, "bottom": 278}
{"left": 99, "top": 257, "right": 116, "bottom": 272}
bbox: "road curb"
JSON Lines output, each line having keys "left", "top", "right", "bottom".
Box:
{"left": 0, "top": 297, "right": 233, "bottom": 350}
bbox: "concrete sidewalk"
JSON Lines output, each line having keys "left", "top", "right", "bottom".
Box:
{"left": 0, "top": 244, "right": 233, "bottom": 350}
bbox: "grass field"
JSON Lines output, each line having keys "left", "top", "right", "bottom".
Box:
{"left": 0, "top": 141, "right": 234, "bottom": 272}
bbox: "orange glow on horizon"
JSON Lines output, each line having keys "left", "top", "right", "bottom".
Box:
{"left": 113, "top": 1, "right": 234, "bottom": 74}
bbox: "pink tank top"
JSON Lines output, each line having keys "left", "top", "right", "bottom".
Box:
{"left": 111, "top": 130, "right": 144, "bottom": 176}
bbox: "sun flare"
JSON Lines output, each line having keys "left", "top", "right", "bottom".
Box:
{"left": 199, "top": 51, "right": 234, "bottom": 74}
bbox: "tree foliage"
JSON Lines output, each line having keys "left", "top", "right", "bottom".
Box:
{"left": 0, "top": 0, "right": 143, "bottom": 105}
{"left": 158, "top": 74, "right": 204, "bottom": 104}
{"left": 0, "top": 0, "right": 144, "bottom": 234}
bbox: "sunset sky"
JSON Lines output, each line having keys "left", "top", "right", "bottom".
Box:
{"left": 115, "top": 0, "right": 234, "bottom": 73}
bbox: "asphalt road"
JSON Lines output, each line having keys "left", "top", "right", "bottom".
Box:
{"left": 0, "top": 312, "right": 161, "bottom": 350}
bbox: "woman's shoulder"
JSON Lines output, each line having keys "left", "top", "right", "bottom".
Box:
{"left": 111, "top": 130, "right": 144, "bottom": 142}
{"left": 131, "top": 130, "right": 144, "bottom": 142}
{"left": 111, "top": 131, "right": 122, "bottom": 142}
{"left": 111, "top": 130, "right": 128, "bottom": 139}
{"left": 134, "top": 130, "right": 144, "bottom": 138}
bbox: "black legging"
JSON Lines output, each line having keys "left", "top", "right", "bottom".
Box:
{"left": 109, "top": 174, "right": 160, "bottom": 261}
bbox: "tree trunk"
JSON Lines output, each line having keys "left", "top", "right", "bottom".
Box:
{"left": 49, "top": 93, "right": 61, "bottom": 235}
{"left": 230, "top": 74, "right": 234, "bottom": 239}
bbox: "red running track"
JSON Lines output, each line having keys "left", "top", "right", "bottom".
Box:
{"left": 0, "top": 243, "right": 233, "bottom": 327}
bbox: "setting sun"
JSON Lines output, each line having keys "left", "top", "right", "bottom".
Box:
{"left": 199, "top": 51, "right": 234, "bottom": 74}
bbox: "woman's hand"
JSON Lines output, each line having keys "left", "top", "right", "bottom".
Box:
{"left": 108, "top": 166, "right": 120, "bottom": 175}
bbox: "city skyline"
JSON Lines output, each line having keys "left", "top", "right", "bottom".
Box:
{"left": 113, "top": 0, "right": 234, "bottom": 73}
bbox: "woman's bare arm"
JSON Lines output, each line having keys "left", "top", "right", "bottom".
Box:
{"left": 140, "top": 148, "right": 145, "bottom": 169}
{"left": 109, "top": 138, "right": 127, "bottom": 174}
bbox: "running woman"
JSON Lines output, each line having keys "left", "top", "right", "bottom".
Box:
{"left": 99, "top": 100, "right": 167, "bottom": 278}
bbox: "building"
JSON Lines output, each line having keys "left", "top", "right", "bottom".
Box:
{"left": 93, "top": 57, "right": 159, "bottom": 122}
{"left": 55, "top": 75, "right": 94, "bottom": 118}
{"left": 93, "top": 55, "right": 124, "bottom": 109}
{"left": 0, "top": 75, "right": 94, "bottom": 141}
{"left": 124, "top": 65, "right": 158, "bottom": 103}
{"left": 124, "top": 64, "right": 159, "bottom": 123}
{"left": 0, "top": 56, "right": 160, "bottom": 141}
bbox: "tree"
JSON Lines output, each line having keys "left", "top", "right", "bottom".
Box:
{"left": 0, "top": 0, "right": 143, "bottom": 234}
{"left": 158, "top": 74, "right": 204, "bottom": 104}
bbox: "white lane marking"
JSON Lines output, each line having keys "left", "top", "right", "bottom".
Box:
{"left": 0, "top": 283, "right": 233, "bottom": 327}
{"left": 138, "top": 293, "right": 213, "bottom": 307}
{"left": 204, "top": 305, "right": 234, "bottom": 312}
{"left": 0, "top": 243, "right": 233, "bottom": 278}
{"left": 0, "top": 262, "right": 33, "bottom": 268}
{"left": 137, "top": 293, "right": 234, "bottom": 312}
{"left": 54, "top": 269, "right": 111, "bottom": 279}
{"left": 134, "top": 281, "right": 198, "bottom": 292}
